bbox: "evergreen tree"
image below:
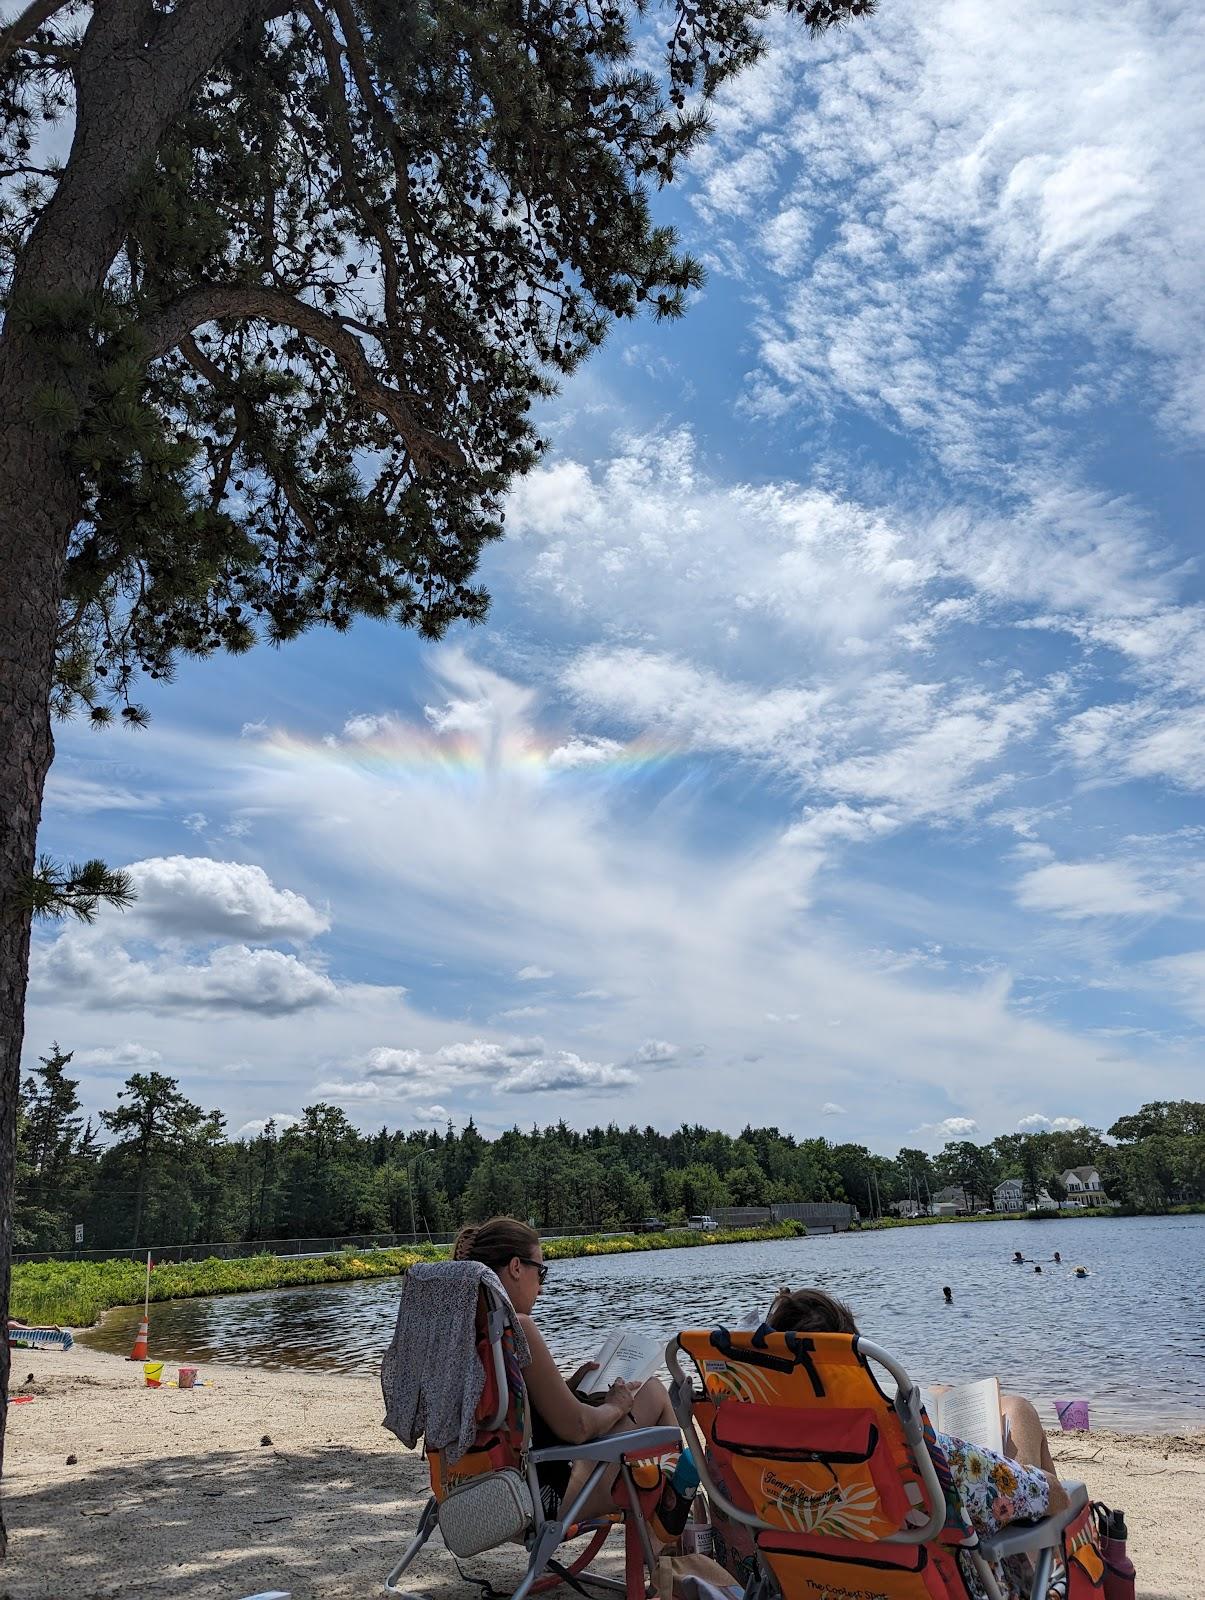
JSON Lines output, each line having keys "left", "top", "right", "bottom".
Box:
{"left": 98, "top": 1072, "right": 204, "bottom": 1248}
{"left": 0, "top": 6, "right": 877, "bottom": 1519}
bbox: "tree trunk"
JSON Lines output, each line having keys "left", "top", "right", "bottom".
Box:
{"left": 0, "top": 325, "right": 80, "bottom": 1557}
{"left": 0, "top": 3, "right": 271, "bottom": 1552}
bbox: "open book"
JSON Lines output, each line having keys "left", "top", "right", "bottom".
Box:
{"left": 918, "top": 1376, "right": 1004, "bottom": 1454}
{"left": 576, "top": 1326, "right": 665, "bottom": 1396}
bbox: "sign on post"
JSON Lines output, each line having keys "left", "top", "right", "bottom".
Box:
{"left": 74, "top": 1223, "right": 84, "bottom": 1245}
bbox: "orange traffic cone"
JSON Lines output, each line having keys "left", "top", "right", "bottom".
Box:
{"left": 127, "top": 1315, "right": 149, "bottom": 1362}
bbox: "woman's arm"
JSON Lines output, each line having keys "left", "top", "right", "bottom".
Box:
{"left": 518, "top": 1315, "right": 636, "bottom": 1444}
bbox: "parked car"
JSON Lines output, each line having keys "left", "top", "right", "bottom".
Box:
{"left": 686, "top": 1214, "right": 718, "bottom": 1231}
{"left": 637, "top": 1216, "right": 666, "bottom": 1233}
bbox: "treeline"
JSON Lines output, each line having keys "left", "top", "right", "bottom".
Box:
{"left": 14, "top": 1044, "right": 1205, "bottom": 1252}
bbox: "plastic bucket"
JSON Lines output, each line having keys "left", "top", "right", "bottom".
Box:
{"left": 178, "top": 1365, "right": 198, "bottom": 1390}
{"left": 1054, "top": 1399, "right": 1090, "bottom": 1431}
{"left": 143, "top": 1360, "right": 164, "bottom": 1388}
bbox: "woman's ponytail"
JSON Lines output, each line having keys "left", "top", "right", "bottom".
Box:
{"left": 452, "top": 1224, "right": 480, "bottom": 1260}
{"left": 453, "top": 1216, "right": 539, "bottom": 1270}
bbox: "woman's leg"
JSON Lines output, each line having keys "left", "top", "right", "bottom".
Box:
{"left": 562, "top": 1378, "right": 678, "bottom": 1521}
{"left": 1000, "top": 1391, "right": 1056, "bottom": 1474}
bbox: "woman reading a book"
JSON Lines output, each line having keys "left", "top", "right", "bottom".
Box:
{"left": 764, "top": 1287, "right": 1069, "bottom": 1600}
{"left": 453, "top": 1218, "right": 678, "bottom": 1519}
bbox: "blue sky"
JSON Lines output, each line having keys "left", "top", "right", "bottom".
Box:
{"left": 28, "top": 0, "right": 1205, "bottom": 1151}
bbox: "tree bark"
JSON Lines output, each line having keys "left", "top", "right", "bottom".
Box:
{"left": 0, "top": 0, "right": 272, "bottom": 1555}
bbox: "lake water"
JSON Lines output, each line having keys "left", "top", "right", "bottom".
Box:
{"left": 81, "top": 1215, "right": 1205, "bottom": 1431}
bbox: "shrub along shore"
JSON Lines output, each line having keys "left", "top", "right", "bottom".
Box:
{"left": 10, "top": 1221, "right": 805, "bottom": 1328}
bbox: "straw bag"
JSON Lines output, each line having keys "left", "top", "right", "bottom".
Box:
{"left": 437, "top": 1468, "right": 534, "bottom": 1558}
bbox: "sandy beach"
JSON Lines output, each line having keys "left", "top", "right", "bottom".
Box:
{"left": 2, "top": 1343, "right": 1202, "bottom": 1600}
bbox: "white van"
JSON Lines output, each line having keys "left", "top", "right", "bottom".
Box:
{"left": 687, "top": 1214, "right": 718, "bottom": 1231}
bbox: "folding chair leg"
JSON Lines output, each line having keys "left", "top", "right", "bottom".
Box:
{"left": 385, "top": 1495, "right": 439, "bottom": 1594}
{"left": 1029, "top": 1547, "right": 1055, "bottom": 1600}
{"left": 512, "top": 1522, "right": 565, "bottom": 1600}
{"left": 618, "top": 1464, "right": 658, "bottom": 1600}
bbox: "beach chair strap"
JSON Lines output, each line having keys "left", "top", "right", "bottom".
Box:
{"left": 709, "top": 1329, "right": 825, "bottom": 1398}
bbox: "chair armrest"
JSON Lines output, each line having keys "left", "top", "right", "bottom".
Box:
{"left": 977, "top": 1482, "right": 1089, "bottom": 1561}
{"left": 530, "top": 1425, "right": 681, "bottom": 1466}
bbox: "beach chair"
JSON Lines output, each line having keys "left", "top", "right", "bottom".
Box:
{"left": 666, "top": 1327, "right": 1091, "bottom": 1600}
{"left": 385, "top": 1266, "right": 678, "bottom": 1600}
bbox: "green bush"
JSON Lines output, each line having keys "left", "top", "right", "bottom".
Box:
{"left": 11, "top": 1223, "right": 803, "bottom": 1327}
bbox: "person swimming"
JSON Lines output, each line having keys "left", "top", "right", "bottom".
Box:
{"left": 1075, "top": 1266, "right": 1088, "bottom": 1278}
{"left": 1053, "top": 1251, "right": 1062, "bottom": 1263}
{"left": 943, "top": 1285, "right": 953, "bottom": 1302}
{"left": 1013, "top": 1250, "right": 1025, "bottom": 1263}
{"left": 1034, "top": 1264, "right": 1042, "bottom": 1273}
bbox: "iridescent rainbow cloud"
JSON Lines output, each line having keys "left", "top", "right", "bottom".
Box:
{"left": 250, "top": 719, "right": 680, "bottom": 784}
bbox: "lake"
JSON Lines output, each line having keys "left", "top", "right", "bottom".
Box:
{"left": 81, "top": 1215, "right": 1205, "bottom": 1431}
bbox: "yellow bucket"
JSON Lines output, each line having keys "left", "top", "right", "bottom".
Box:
{"left": 143, "top": 1360, "right": 164, "bottom": 1387}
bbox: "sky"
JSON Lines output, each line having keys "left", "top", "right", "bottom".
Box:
{"left": 27, "top": 0, "right": 1205, "bottom": 1153}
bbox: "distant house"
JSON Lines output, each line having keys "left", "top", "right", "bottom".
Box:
{"left": 1058, "top": 1166, "right": 1109, "bottom": 1208}
{"left": 929, "top": 1184, "right": 965, "bottom": 1216}
{"left": 995, "top": 1176, "right": 1056, "bottom": 1212}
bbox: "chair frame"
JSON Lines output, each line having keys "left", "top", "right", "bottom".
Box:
{"left": 666, "top": 1332, "right": 1088, "bottom": 1600}
{"left": 385, "top": 1285, "right": 678, "bottom": 1600}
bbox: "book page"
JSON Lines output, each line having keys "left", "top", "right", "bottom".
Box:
{"left": 576, "top": 1328, "right": 623, "bottom": 1395}
{"left": 577, "top": 1326, "right": 663, "bottom": 1394}
{"left": 936, "top": 1377, "right": 1003, "bottom": 1454}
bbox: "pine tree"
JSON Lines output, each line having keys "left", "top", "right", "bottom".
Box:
{"left": 98, "top": 1072, "right": 204, "bottom": 1250}
{"left": 0, "top": 6, "right": 880, "bottom": 1517}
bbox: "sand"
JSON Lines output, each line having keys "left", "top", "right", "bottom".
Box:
{"left": 2, "top": 1344, "right": 1202, "bottom": 1600}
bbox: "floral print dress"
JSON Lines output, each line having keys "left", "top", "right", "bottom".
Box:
{"left": 931, "top": 1426, "right": 1053, "bottom": 1600}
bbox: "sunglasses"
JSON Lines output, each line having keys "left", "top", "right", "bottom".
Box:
{"left": 519, "top": 1257, "right": 549, "bottom": 1283}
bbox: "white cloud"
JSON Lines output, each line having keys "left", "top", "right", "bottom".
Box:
{"left": 124, "top": 856, "right": 329, "bottom": 943}
{"left": 33, "top": 934, "right": 340, "bottom": 1017}
{"left": 413, "top": 1104, "right": 450, "bottom": 1123}
{"left": 914, "top": 1116, "right": 980, "bottom": 1145}
{"left": 632, "top": 1039, "right": 679, "bottom": 1065}
{"left": 72, "top": 1042, "right": 163, "bottom": 1072}
{"left": 821, "top": 1101, "right": 847, "bottom": 1116}
{"left": 362, "top": 1048, "right": 426, "bottom": 1079}
{"left": 497, "top": 1053, "right": 637, "bottom": 1095}
{"left": 712, "top": 0, "right": 1205, "bottom": 454}
{"left": 1016, "top": 1113, "right": 1085, "bottom": 1133}
{"left": 42, "top": 774, "right": 161, "bottom": 814}
{"left": 516, "top": 965, "right": 553, "bottom": 981}
{"left": 547, "top": 737, "right": 624, "bottom": 771}
{"left": 1015, "top": 860, "right": 1179, "bottom": 920}
{"left": 236, "top": 1114, "right": 300, "bottom": 1138}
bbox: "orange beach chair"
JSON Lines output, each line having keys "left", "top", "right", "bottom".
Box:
{"left": 666, "top": 1327, "right": 1092, "bottom": 1600}
{"left": 384, "top": 1265, "right": 678, "bottom": 1600}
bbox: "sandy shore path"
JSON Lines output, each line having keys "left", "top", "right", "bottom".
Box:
{"left": 3, "top": 1345, "right": 1203, "bottom": 1599}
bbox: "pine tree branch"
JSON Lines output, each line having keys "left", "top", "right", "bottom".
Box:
{"left": 0, "top": 0, "right": 72, "bottom": 74}
{"left": 19, "top": 855, "right": 135, "bottom": 923}
{"left": 138, "top": 284, "right": 464, "bottom": 469}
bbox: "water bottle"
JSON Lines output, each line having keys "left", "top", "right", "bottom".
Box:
{"left": 672, "top": 1447, "right": 700, "bottom": 1498}
{"left": 1101, "top": 1509, "right": 1136, "bottom": 1600}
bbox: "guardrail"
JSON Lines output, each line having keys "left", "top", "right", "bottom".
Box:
{"left": 13, "top": 1225, "right": 617, "bottom": 1265}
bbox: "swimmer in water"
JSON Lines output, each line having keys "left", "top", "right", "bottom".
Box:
{"left": 1034, "top": 1264, "right": 1042, "bottom": 1273}
{"left": 1013, "top": 1251, "right": 1025, "bottom": 1263}
{"left": 943, "top": 1286, "right": 953, "bottom": 1303}
{"left": 1075, "top": 1266, "right": 1088, "bottom": 1278}
{"left": 1053, "top": 1251, "right": 1062, "bottom": 1264}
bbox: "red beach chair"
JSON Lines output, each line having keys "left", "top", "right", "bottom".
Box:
{"left": 384, "top": 1263, "right": 677, "bottom": 1600}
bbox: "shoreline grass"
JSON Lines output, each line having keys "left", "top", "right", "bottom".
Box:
{"left": 10, "top": 1222, "right": 806, "bottom": 1328}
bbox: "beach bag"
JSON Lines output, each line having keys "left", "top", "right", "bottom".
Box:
{"left": 436, "top": 1467, "right": 534, "bottom": 1557}
{"left": 1059, "top": 1500, "right": 1106, "bottom": 1600}
{"left": 657, "top": 1553, "right": 744, "bottom": 1600}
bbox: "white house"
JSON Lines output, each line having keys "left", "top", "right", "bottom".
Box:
{"left": 1058, "top": 1166, "right": 1108, "bottom": 1207}
{"left": 994, "top": 1177, "right": 1055, "bottom": 1212}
